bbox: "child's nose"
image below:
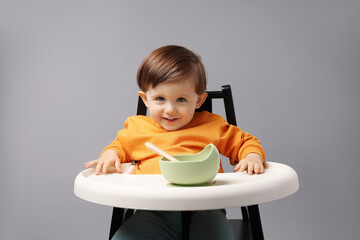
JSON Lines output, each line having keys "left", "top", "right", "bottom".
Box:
{"left": 164, "top": 103, "right": 176, "bottom": 114}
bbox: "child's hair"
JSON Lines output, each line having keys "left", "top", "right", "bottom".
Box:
{"left": 137, "top": 45, "right": 207, "bottom": 94}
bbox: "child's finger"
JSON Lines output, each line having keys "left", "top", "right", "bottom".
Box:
{"left": 235, "top": 160, "right": 247, "bottom": 172}
{"left": 260, "top": 164, "right": 264, "bottom": 173}
{"left": 84, "top": 159, "right": 98, "bottom": 168}
{"left": 234, "top": 162, "right": 241, "bottom": 171}
{"left": 247, "top": 164, "right": 254, "bottom": 175}
{"left": 115, "top": 159, "right": 122, "bottom": 173}
{"left": 240, "top": 162, "right": 248, "bottom": 172}
{"left": 95, "top": 161, "right": 103, "bottom": 175}
{"left": 254, "top": 164, "right": 260, "bottom": 174}
{"left": 102, "top": 162, "right": 110, "bottom": 174}
{"left": 253, "top": 162, "right": 264, "bottom": 174}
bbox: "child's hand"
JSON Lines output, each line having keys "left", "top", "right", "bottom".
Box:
{"left": 234, "top": 153, "right": 264, "bottom": 175}
{"left": 84, "top": 149, "right": 122, "bottom": 175}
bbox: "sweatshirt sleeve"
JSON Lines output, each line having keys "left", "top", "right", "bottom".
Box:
{"left": 217, "top": 121, "right": 265, "bottom": 166}
{"left": 101, "top": 119, "right": 131, "bottom": 163}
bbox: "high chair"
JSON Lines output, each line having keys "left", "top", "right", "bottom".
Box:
{"left": 109, "top": 85, "right": 265, "bottom": 240}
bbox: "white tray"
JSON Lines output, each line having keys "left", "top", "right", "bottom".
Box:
{"left": 74, "top": 162, "right": 299, "bottom": 210}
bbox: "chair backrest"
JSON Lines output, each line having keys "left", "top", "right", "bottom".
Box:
{"left": 137, "top": 85, "right": 237, "bottom": 127}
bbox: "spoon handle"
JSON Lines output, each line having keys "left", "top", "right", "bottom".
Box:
{"left": 145, "top": 142, "right": 178, "bottom": 162}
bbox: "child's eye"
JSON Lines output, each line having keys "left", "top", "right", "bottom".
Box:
{"left": 156, "top": 96, "right": 165, "bottom": 101}
{"left": 177, "top": 97, "right": 187, "bottom": 102}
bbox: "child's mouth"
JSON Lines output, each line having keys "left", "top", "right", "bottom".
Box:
{"left": 163, "top": 117, "right": 178, "bottom": 123}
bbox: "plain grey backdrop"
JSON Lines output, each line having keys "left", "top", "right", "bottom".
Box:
{"left": 1, "top": 0, "right": 359, "bottom": 239}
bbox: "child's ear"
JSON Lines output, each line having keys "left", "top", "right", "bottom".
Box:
{"left": 195, "top": 92, "right": 208, "bottom": 109}
{"left": 138, "top": 91, "right": 149, "bottom": 107}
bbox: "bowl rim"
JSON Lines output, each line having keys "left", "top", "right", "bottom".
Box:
{"left": 159, "top": 143, "right": 217, "bottom": 163}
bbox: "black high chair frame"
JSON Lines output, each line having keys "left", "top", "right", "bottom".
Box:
{"left": 108, "top": 85, "right": 264, "bottom": 240}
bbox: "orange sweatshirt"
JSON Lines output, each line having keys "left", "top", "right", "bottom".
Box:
{"left": 103, "top": 111, "right": 265, "bottom": 175}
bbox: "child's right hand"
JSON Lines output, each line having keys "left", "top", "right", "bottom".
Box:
{"left": 84, "top": 149, "right": 122, "bottom": 175}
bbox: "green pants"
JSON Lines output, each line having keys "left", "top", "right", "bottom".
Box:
{"left": 111, "top": 210, "right": 235, "bottom": 240}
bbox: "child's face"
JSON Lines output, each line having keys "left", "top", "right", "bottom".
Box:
{"left": 138, "top": 81, "right": 207, "bottom": 131}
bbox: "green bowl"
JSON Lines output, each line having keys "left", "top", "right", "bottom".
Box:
{"left": 159, "top": 144, "right": 220, "bottom": 185}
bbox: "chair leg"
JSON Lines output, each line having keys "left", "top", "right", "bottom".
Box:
{"left": 241, "top": 206, "right": 249, "bottom": 222}
{"left": 124, "top": 209, "right": 135, "bottom": 222}
{"left": 247, "top": 205, "right": 264, "bottom": 240}
{"left": 109, "top": 207, "right": 124, "bottom": 240}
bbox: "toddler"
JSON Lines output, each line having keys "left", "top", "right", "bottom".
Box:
{"left": 85, "top": 45, "right": 265, "bottom": 240}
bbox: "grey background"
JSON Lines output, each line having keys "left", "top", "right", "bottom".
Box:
{"left": 1, "top": 0, "right": 359, "bottom": 239}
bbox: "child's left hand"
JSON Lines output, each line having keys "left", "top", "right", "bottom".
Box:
{"left": 234, "top": 153, "right": 264, "bottom": 175}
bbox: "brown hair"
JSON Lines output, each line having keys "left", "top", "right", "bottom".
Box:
{"left": 137, "top": 45, "right": 207, "bottom": 94}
